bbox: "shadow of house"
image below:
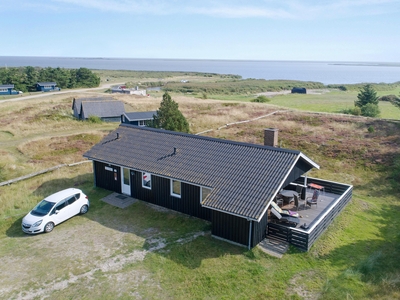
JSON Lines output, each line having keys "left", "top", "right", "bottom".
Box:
{"left": 121, "top": 111, "right": 157, "bottom": 126}
{"left": 83, "top": 125, "right": 352, "bottom": 250}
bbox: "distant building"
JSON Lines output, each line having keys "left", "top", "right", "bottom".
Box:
{"left": 111, "top": 85, "right": 147, "bottom": 96}
{"left": 72, "top": 96, "right": 125, "bottom": 122}
{"left": 291, "top": 87, "right": 307, "bottom": 94}
{"left": 0, "top": 84, "right": 19, "bottom": 95}
{"left": 121, "top": 111, "right": 157, "bottom": 126}
{"left": 72, "top": 97, "right": 114, "bottom": 119}
{"left": 36, "top": 82, "right": 60, "bottom": 92}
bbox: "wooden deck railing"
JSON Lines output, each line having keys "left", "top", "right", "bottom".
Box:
{"left": 267, "top": 178, "right": 353, "bottom": 251}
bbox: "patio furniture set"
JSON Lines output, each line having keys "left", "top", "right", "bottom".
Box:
{"left": 271, "top": 184, "right": 323, "bottom": 227}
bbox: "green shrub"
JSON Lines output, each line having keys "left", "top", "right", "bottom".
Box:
{"left": 340, "top": 107, "right": 361, "bottom": 116}
{"left": 379, "top": 95, "right": 400, "bottom": 104}
{"left": 251, "top": 95, "right": 270, "bottom": 103}
{"left": 368, "top": 126, "right": 375, "bottom": 133}
{"left": 87, "top": 115, "right": 102, "bottom": 123}
{"left": 361, "top": 103, "right": 380, "bottom": 117}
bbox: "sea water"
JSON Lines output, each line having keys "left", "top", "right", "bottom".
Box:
{"left": 0, "top": 56, "right": 399, "bottom": 85}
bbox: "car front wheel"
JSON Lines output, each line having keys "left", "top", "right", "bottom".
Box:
{"left": 80, "top": 205, "right": 89, "bottom": 214}
{"left": 44, "top": 222, "right": 54, "bottom": 233}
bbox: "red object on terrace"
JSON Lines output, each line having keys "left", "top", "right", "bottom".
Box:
{"left": 308, "top": 183, "right": 324, "bottom": 190}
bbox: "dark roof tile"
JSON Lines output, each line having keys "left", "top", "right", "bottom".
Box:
{"left": 81, "top": 101, "right": 125, "bottom": 119}
{"left": 84, "top": 124, "right": 318, "bottom": 220}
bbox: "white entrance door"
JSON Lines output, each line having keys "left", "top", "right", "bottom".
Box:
{"left": 121, "top": 167, "right": 131, "bottom": 195}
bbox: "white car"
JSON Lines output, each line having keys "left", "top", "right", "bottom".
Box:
{"left": 22, "top": 188, "right": 89, "bottom": 234}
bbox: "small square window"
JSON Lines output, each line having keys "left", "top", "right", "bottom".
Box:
{"left": 171, "top": 179, "right": 181, "bottom": 198}
{"left": 142, "top": 172, "right": 152, "bottom": 189}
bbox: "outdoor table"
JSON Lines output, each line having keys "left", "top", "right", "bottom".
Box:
{"left": 279, "top": 190, "right": 299, "bottom": 204}
{"left": 308, "top": 183, "right": 325, "bottom": 195}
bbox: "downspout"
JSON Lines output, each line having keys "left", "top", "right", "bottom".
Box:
{"left": 248, "top": 219, "right": 252, "bottom": 250}
{"left": 304, "top": 173, "right": 308, "bottom": 189}
{"left": 92, "top": 161, "right": 97, "bottom": 187}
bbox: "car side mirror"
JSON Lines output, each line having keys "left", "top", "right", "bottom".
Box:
{"left": 55, "top": 210, "right": 59, "bottom": 215}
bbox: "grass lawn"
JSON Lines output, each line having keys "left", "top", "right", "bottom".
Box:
{"left": 207, "top": 89, "right": 400, "bottom": 120}
{"left": 1, "top": 171, "right": 399, "bottom": 299}
{"left": 0, "top": 76, "right": 399, "bottom": 299}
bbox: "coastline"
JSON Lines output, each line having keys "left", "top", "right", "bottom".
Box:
{"left": 0, "top": 56, "right": 400, "bottom": 85}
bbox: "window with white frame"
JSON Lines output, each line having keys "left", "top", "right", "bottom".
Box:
{"left": 138, "top": 120, "right": 146, "bottom": 126}
{"left": 171, "top": 179, "right": 181, "bottom": 198}
{"left": 200, "top": 187, "right": 211, "bottom": 202}
{"left": 142, "top": 172, "right": 152, "bottom": 189}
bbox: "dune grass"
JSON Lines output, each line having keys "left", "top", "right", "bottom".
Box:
{"left": 0, "top": 78, "right": 399, "bottom": 299}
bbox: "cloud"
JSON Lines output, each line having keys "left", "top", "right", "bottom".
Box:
{"left": 6, "top": 0, "right": 400, "bottom": 19}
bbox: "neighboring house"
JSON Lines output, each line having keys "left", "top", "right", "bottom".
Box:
{"left": 0, "top": 84, "right": 19, "bottom": 95}
{"left": 121, "top": 111, "right": 157, "bottom": 126}
{"left": 36, "top": 82, "right": 60, "bottom": 92}
{"left": 72, "top": 97, "right": 114, "bottom": 119}
{"left": 111, "top": 85, "right": 147, "bottom": 96}
{"left": 84, "top": 125, "right": 352, "bottom": 251}
{"left": 291, "top": 87, "right": 307, "bottom": 94}
{"left": 80, "top": 100, "right": 125, "bottom": 122}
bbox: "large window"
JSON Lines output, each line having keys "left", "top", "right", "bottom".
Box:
{"left": 201, "top": 187, "right": 211, "bottom": 202}
{"left": 171, "top": 179, "right": 181, "bottom": 198}
{"left": 138, "top": 120, "right": 146, "bottom": 126}
{"left": 142, "top": 172, "right": 152, "bottom": 189}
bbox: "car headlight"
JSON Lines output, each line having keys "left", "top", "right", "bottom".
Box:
{"left": 33, "top": 220, "right": 43, "bottom": 227}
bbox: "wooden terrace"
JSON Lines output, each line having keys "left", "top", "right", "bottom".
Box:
{"left": 267, "top": 177, "right": 353, "bottom": 251}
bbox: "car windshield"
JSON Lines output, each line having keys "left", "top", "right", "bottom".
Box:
{"left": 31, "top": 200, "right": 56, "bottom": 217}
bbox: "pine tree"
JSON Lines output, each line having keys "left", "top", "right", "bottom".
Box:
{"left": 355, "top": 84, "right": 380, "bottom": 117}
{"left": 355, "top": 84, "right": 379, "bottom": 107}
{"left": 152, "top": 92, "right": 190, "bottom": 133}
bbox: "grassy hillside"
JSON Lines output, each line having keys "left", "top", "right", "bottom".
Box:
{"left": 0, "top": 80, "right": 399, "bottom": 298}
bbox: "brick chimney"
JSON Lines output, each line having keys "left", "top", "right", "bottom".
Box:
{"left": 264, "top": 128, "right": 279, "bottom": 147}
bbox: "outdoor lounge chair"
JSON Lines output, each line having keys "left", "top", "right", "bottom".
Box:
{"left": 271, "top": 207, "right": 300, "bottom": 226}
{"left": 270, "top": 201, "right": 299, "bottom": 218}
{"left": 306, "top": 189, "right": 320, "bottom": 208}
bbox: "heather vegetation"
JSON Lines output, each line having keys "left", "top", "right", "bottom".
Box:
{"left": 163, "top": 78, "right": 326, "bottom": 95}
{"left": 0, "top": 71, "right": 399, "bottom": 299}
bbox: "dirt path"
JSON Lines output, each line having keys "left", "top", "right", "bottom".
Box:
{"left": 0, "top": 82, "right": 124, "bottom": 104}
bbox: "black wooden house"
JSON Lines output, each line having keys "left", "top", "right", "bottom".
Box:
{"left": 84, "top": 124, "right": 330, "bottom": 249}
{"left": 72, "top": 97, "right": 125, "bottom": 122}
{"left": 121, "top": 111, "right": 157, "bottom": 126}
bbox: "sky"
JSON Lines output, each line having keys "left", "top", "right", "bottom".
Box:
{"left": 1, "top": 0, "right": 400, "bottom": 62}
